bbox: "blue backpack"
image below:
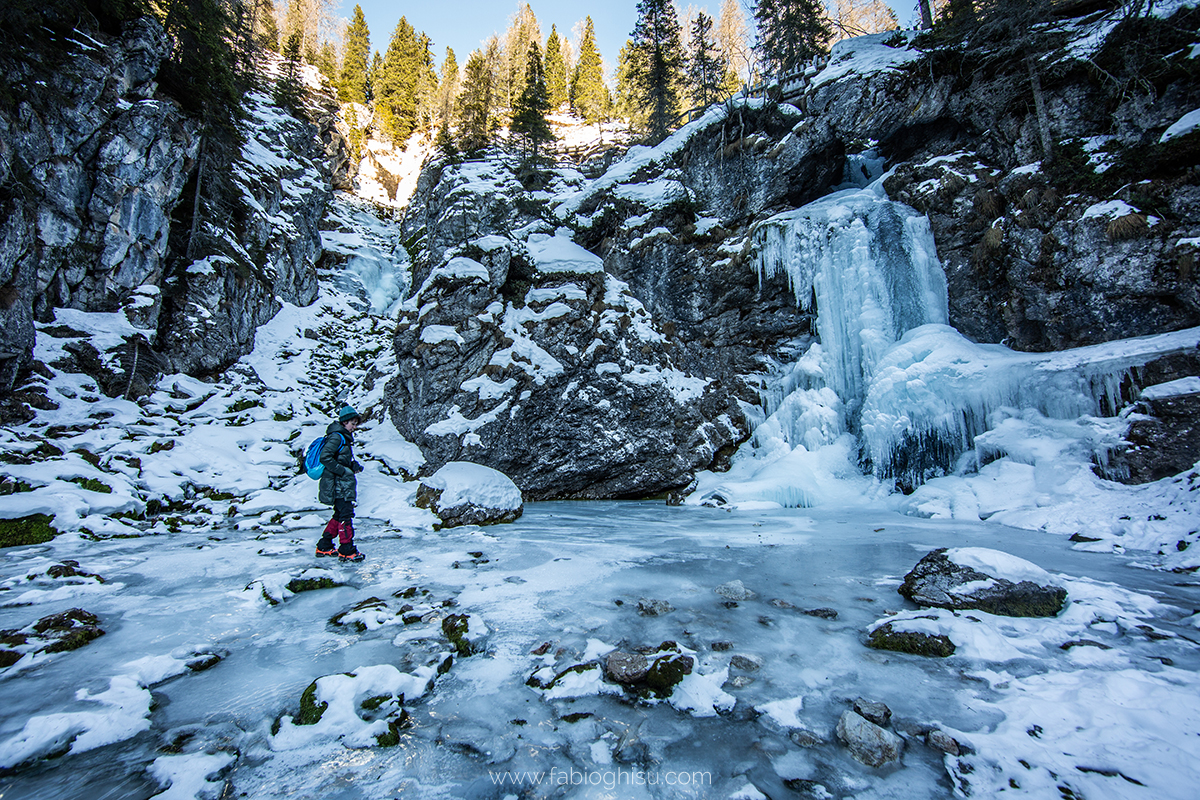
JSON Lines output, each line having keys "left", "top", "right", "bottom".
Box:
{"left": 304, "top": 432, "right": 346, "bottom": 479}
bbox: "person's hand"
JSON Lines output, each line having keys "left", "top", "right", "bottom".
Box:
{"left": 352, "top": 461, "right": 364, "bottom": 473}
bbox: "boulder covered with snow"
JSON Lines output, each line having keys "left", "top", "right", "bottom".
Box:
{"left": 899, "top": 548, "right": 1066, "bottom": 618}
{"left": 415, "top": 462, "right": 523, "bottom": 529}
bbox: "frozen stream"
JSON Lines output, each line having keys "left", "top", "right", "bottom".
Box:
{"left": 3, "top": 501, "right": 1199, "bottom": 799}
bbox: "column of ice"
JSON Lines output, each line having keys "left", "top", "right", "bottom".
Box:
{"left": 752, "top": 186, "right": 949, "bottom": 436}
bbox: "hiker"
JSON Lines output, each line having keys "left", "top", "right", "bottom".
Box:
{"left": 315, "top": 405, "right": 366, "bottom": 561}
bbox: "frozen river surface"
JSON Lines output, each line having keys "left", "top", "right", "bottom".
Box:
{"left": 3, "top": 501, "right": 1199, "bottom": 800}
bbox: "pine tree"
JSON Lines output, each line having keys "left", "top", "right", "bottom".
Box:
{"left": 754, "top": 0, "right": 831, "bottom": 76}
{"left": 376, "top": 17, "right": 422, "bottom": 144}
{"left": 317, "top": 39, "right": 336, "bottom": 84}
{"left": 569, "top": 16, "right": 606, "bottom": 123}
{"left": 275, "top": 28, "right": 304, "bottom": 110}
{"left": 367, "top": 51, "right": 382, "bottom": 102}
{"left": 251, "top": 0, "right": 279, "bottom": 52}
{"left": 544, "top": 25, "right": 568, "bottom": 109}
{"left": 414, "top": 32, "right": 439, "bottom": 134}
{"left": 339, "top": 4, "right": 370, "bottom": 104}
{"left": 511, "top": 40, "right": 555, "bottom": 162}
{"left": 629, "top": 0, "right": 684, "bottom": 142}
{"left": 457, "top": 48, "right": 497, "bottom": 152}
{"left": 686, "top": 12, "right": 725, "bottom": 109}
{"left": 615, "top": 39, "right": 647, "bottom": 131}
{"left": 438, "top": 47, "right": 460, "bottom": 132}
{"left": 503, "top": 3, "right": 540, "bottom": 115}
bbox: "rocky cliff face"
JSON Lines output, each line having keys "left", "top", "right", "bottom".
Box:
{"left": 385, "top": 6, "right": 1200, "bottom": 498}
{"left": 386, "top": 159, "right": 747, "bottom": 500}
{"left": 0, "top": 18, "right": 198, "bottom": 395}
{"left": 1, "top": 17, "right": 346, "bottom": 408}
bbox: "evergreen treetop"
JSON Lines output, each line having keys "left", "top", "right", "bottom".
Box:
{"left": 511, "top": 40, "right": 555, "bottom": 162}
{"left": 339, "top": 4, "right": 370, "bottom": 104}
{"left": 754, "top": 0, "right": 831, "bottom": 76}
{"left": 686, "top": 11, "right": 726, "bottom": 110}
{"left": 569, "top": 15, "right": 606, "bottom": 123}
{"left": 629, "top": 0, "right": 684, "bottom": 143}
{"left": 544, "top": 24, "right": 568, "bottom": 110}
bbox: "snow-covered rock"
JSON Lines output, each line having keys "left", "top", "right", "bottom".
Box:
{"left": 899, "top": 548, "right": 1067, "bottom": 618}
{"left": 415, "top": 462, "right": 523, "bottom": 528}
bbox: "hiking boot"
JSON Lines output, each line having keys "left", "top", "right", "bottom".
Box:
{"left": 338, "top": 549, "right": 365, "bottom": 563}
{"left": 315, "top": 536, "right": 336, "bottom": 557}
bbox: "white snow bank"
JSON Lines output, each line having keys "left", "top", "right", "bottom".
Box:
{"left": 0, "top": 675, "right": 151, "bottom": 768}
{"left": 272, "top": 664, "right": 435, "bottom": 750}
{"left": 148, "top": 752, "right": 235, "bottom": 800}
{"left": 812, "top": 31, "right": 921, "bottom": 88}
{"left": 944, "top": 547, "right": 1060, "bottom": 586}
{"left": 1141, "top": 376, "right": 1200, "bottom": 400}
{"left": 1160, "top": 107, "right": 1200, "bottom": 143}
{"left": 525, "top": 232, "right": 604, "bottom": 274}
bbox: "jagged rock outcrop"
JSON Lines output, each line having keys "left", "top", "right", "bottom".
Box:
{"left": 0, "top": 17, "right": 198, "bottom": 393}
{"left": 386, "top": 157, "right": 747, "bottom": 499}
{"left": 1, "top": 17, "right": 344, "bottom": 399}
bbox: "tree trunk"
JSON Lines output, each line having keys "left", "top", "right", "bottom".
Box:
{"left": 1026, "top": 54, "right": 1053, "bottom": 162}
{"left": 918, "top": 0, "right": 934, "bottom": 28}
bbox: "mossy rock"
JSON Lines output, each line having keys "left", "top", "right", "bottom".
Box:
{"left": 287, "top": 576, "right": 338, "bottom": 593}
{"left": 645, "top": 654, "right": 694, "bottom": 698}
{"left": 442, "top": 613, "right": 473, "bottom": 657}
{"left": 361, "top": 694, "right": 391, "bottom": 712}
{"left": 867, "top": 622, "right": 955, "bottom": 657}
{"left": 0, "top": 649, "right": 23, "bottom": 668}
{"left": 186, "top": 653, "right": 222, "bottom": 672}
{"left": 70, "top": 477, "right": 112, "bottom": 494}
{"left": 227, "top": 398, "right": 262, "bottom": 413}
{"left": 149, "top": 440, "right": 175, "bottom": 454}
{"left": 0, "top": 514, "right": 58, "bottom": 547}
{"left": 295, "top": 681, "right": 328, "bottom": 725}
{"left": 33, "top": 608, "right": 100, "bottom": 634}
{"left": 43, "top": 626, "right": 104, "bottom": 653}
{"left": 374, "top": 711, "right": 411, "bottom": 747}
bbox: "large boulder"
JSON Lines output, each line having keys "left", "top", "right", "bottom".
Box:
{"left": 836, "top": 710, "right": 904, "bottom": 768}
{"left": 899, "top": 548, "right": 1066, "bottom": 618}
{"left": 416, "top": 462, "right": 523, "bottom": 528}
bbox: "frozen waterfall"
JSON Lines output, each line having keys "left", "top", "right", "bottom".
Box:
{"left": 692, "top": 180, "right": 1200, "bottom": 508}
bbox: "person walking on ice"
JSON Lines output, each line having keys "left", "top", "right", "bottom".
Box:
{"left": 315, "top": 405, "right": 366, "bottom": 562}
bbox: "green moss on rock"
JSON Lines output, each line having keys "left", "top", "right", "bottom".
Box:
{"left": 442, "top": 613, "right": 473, "bottom": 657}
{"left": 287, "top": 576, "right": 338, "bottom": 593}
{"left": 0, "top": 514, "right": 57, "bottom": 547}
{"left": 868, "top": 622, "right": 955, "bottom": 657}
{"left": 295, "top": 681, "right": 328, "bottom": 725}
{"left": 0, "top": 649, "right": 23, "bottom": 668}
{"left": 374, "top": 711, "right": 410, "bottom": 746}
{"left": 646, "top": 654, "right": 694, "bottom": 697}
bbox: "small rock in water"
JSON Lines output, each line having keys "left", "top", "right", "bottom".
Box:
{"left": 605, "top": 651, "right": 649, "bottom": 684}
{"left": 927, "top": 729, "right": 962, "bottom": 756}
{"left": 790, "top": 728, "right": 824, "bottom": 748}
{"left": 636, "top": 598, "right": 674, "bottom": 616}
{"left": 726, "top": 675, "right": 756, "bottom": 689}
{"left": 769, "top": 598, "right": 796, "bottom": 608}
{"left": 1060, "top": 639, "right": 1112, "bottom": 651}
{"left": 852, "top": 698, "right": 892, "bottom": 727}
{"left": 715, "top": 580, "right": 756, "bottom": 600}
{"left": 711, "top": 640, "right": 734, "bottom": 651}
{"left": 868, "top": 620, "right": 956, "bottom": 657}
{"left": 730, "top": 654, "right": 763, "bottom": 672}
{"left": 802, "top": 607, "right": 838, "bottom": 619}
{"left": 836, "top": 710, "right": 904, "bottom": 767}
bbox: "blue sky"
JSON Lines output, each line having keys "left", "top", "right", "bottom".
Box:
{"left": 336, "top": 1, "right": 918, "bottom": 72}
